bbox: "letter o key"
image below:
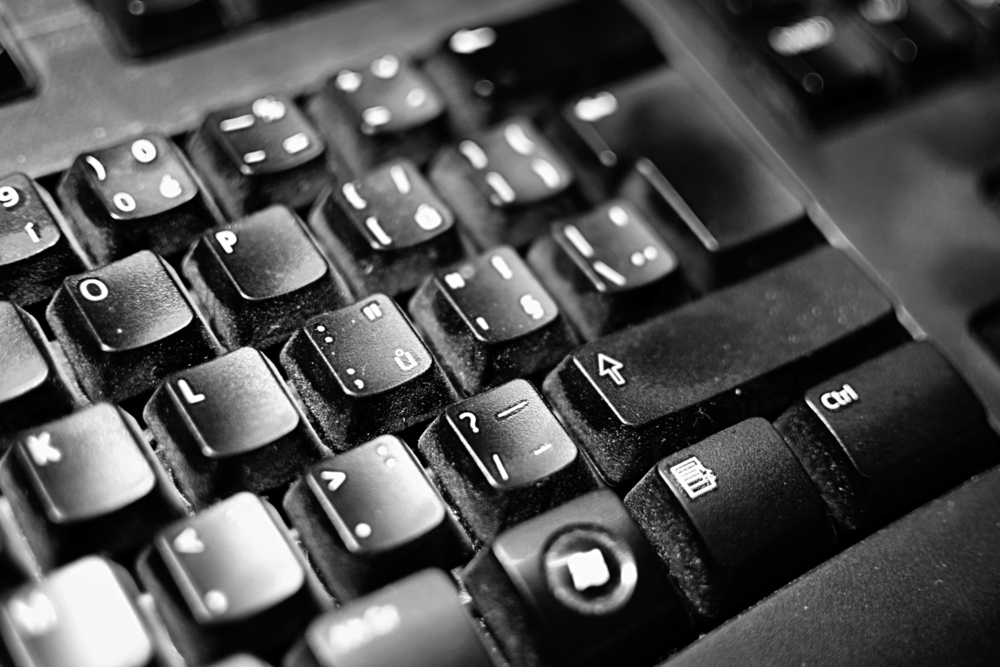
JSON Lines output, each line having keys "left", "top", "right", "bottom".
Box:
{"left": 79, "top": 278, "right": 109, "bottom": 302}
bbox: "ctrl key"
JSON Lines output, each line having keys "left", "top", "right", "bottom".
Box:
{"left": 463, "top": 490, "right": 692, "bottom": 667}
{"left": 286, "top": 569, "right": 497, "bottom": 667}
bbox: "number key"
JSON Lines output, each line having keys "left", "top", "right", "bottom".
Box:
{"left": 59, "top": 134, "right": 222, "bottom": 264}
{"left": 0, "top": 174, "right": 86, "bottom": 306}
{"left": 418, "top": 379, "right": 600, "bottom": 542}
{"left": 409, "top": 247, "right": 576, "bottom": 395}
{"left": 189, "top": 95, "right": 328, "bottom": 217}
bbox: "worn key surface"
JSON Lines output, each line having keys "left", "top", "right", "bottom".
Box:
{"left": 543, "top": 246, "right": 903, "bottom": 488}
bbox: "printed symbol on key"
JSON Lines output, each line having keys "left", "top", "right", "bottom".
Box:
{"left": 25, "top": 432, "right": 61, "bottom": 466}
{"left": 820, "top": 384, "right": 859, "bottom": 411}
{"left": 173, "top": 527, "right": 205, "bottom": 554}
{"left": 597, "top": 353, "right": 626, "bottom": 386}
{"left": 321, "top": 470, "right": 347, "bottom": 491}
{"left": 669, "top": 456, "right": 718, "bottom": 500}
{"left": 0, "top": 185, "right": 21, "bottom": 209}
{"left": 393, "top": 349, "right": 418, "bottom": 372}
{"left": 9, "top": 592, "right": 58, "bottom": 636}
{"left": 520, "top": 294, "right": 544, "bottom": 320}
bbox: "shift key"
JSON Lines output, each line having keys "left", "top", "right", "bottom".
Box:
{"left": 542, "top": 247, "right": 904, "bottom": 488}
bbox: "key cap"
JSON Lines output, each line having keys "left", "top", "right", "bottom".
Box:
{"left": 463, "top": 490, "right": 691, "bottom": 667}
{"left": 756, "top": 11, "right": 889, "bottom": 121}
{"left": 0, "top": 32, "right": 34, "bottom": 102}
{"left": 625, "top": 418, "right": 836, "bottom": 619}
{"left": 92, "top": 0, "right": 225, "bottom": 56}
{"left": 183, "top": 205, "right": 353, "bottom": 349}
{"left": 543, "top": 246, "right": 904, "bottom": 489}
{"left": 188, "top": 95, "right": 328, "bottom": 218}
{"left": 283, "top": 435, "right": 471, "bottom": 601}
{"left": 558, "top": 69, "right": 820, "bottom": 291}
{"left": 306, "top": 53, "right": 449, "bottom": 180}
{"left": 137, "top": 493, "right": 326, "bottom": 664}
{"left": 308, "top": 159, "right": 466, "bottom": 297}
{"left": 59, "top": 133, "right": 223, "bottom": 265}
{"left": 0, "top": 174, "right": 86, "bottom": 306}
{"left": 46, "top": 250, "right": 221, "bottom": 403}
{"left": 409, "top": 246, "right": 577, "bottom": 395}
{"left": 774, "top": 341, "right": 998, "bottom": 531}
{"left": 430, "top": 117, "right": 581, "bottom": 249}
{"left": 207, "top": 656, "right": 271, "bottom": 667}
{"left": 422, "top": 0, "right": 664, "bottom": 130}
{"left": 0, "top": 557, "right": 163, "bottom": 667}
{"left": 287, "top": 569, "right": 496, "bottom": 667}
{"left": 0, "top": 404, "right": 187, "bottom": 571}
{"left": 280, "top": 294, "right": 456, "bottom": 448}
{"left": 854, "top": 0, "right": 976, "bottom": 80}
{"left": 145, "top": 348, "right": 329, "bottom": 509}
{"left": 528, "top": 199, "right": 686, "bottom": 340}
{"left": 418, "top": 379, "right": 601, "bottom": 543}
{"left": 0, "top": 498, "right": 38, "bottom": 592}
{"left": 954, "top": 0, "right": 1000, "bottom": 30}
{"left": 0, "top": 303, "right": 77, "bottom": 435}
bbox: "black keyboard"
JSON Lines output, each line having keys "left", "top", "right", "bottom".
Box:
{"left": 0, "top": 0, "right": 999, "bottom": 666}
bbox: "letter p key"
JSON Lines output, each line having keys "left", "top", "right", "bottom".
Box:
{"left": 215, "top": 230, "right": 238, "bottom": 254}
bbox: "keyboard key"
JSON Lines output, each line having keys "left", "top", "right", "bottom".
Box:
{"left": 422, "top": 0, "right": 664, "bottom": 129}
{"left": 409, "top": 246, "right": 577, "bottom": 395}
{"left": 625, "top": 418, "right": 836, "bottom": 619}
{"left": 281, "top": 294, "right": 456, "bottom": 447}
{"left": 0, "top": 502, "right": 34, "bottom": 592}
{"left": 558, "top": 69, "right": 819, "bottom": 291}
{"left": 92, "top": 0, "right": 226, "bottom": 56}
{"left": 527, "top": 199, "right": 686, "bottom": 340}
{"left": 183, "top": 205, "right": 353, "bottom": 349}
{"left": 0, "top": 302, "right": 77, "bottom": 435}
{"left": 59, "top": 133, "right": 223, "bottom": 264}
{"left": 0, "top": 404, "right": 186, "bottom": 571}
{"left": 283, "top": 435, "right": 471, "bottom": 601}
{"left": 417, "top": 379, "right": 601, "bottom": 543}
{"left": 0, "top": 557, "right": 160, "bottom": 667}
{"left": 758, "top": 12, "right": 889, "bottom": 121}
{"left": 308, "top": 159, "right": 466, "bottom": 297}
{"left": 138, "top": 493, "right": 326, "bottom": 664}
{"left": 188, "top": 95, "right": 328, "bottom": 217}
{"left": 430, "top": 118, "right": 581, "bottom": 249}
{"left": 854, "top": 0, "right": 976, "bottom": 80}
{"left": 775, "top": 341, "right": 998, "bottom": 531}
{"left": 207, "top": 656, "right": 271, "bottom": 667}
{"left": 463, "top": 490, "right": 691, "bottom": 667}
{"left": 543, "top": 247, "right": 904, "bottom": 489}
{"left": 306, "top": 53, "right": 449, "bottom": 179}
{"left": 145, "top": 348, "right": 329, "bottom": 509}
{"left": 0, "top": 174, "right": 86, "bottom": 306}
{"left": 287, "top": 569, "right": 496, "bottom": 667}
{"left": 0, "top": 33, "right": 34, "bottom": 102}
{"left": 46, "top": 250, "right": 221, "bottom": 403}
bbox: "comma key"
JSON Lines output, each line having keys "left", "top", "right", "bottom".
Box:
{"left": 543, "top": 246, "right": 905, "bottom": 489}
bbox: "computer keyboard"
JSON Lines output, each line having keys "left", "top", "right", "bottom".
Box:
{"left": 1, "top": 0, "right": 999, "bottom": 666}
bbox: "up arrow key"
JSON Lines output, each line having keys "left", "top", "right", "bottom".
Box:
{"left": 321, "top": 470, "right": 347, "bottom": 492}
{"left": 597, "top": 354, "right": 626, "bottom": 386}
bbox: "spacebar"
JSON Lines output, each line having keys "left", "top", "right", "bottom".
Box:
{"left": 661, "top": 464, "right": 1000, "bottom": 667}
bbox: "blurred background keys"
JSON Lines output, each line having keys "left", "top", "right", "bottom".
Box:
{"left": 308, "top": 160, "right": 465, "bottom": 297}
{"left": 307, "top": 54, "right": 449, "bottom": 180}
{"left": 409, "top": 247, "right": 577, "bottom": 395}
{"left": 281, "top": 294, "right": 455, "bottom": 448}
{"left": 145, "top": 348, "right": 328, "bottom": 509}
{"left": 0, "top": 174, "right": 86, "bottom": 307}
{"left": 59, "top": 134, "right": 222, "bottom": 265}
{"left": 284, "top": 436, "right": 471, "bottom": 601}
{"left": 0, "top": 404, "right": 186, "bottom": 571}
{"left": 47, "top": 250, "right": 220, "bottom": 403}
{"left": 92, "top": 0, "right": 225, "bottom": 57}
{"left": 421, "top": 0, "right": 665, "bottom": 130}
{"left": 0, "top": 557, "right": 162, "bottom": 667}
{"left": 183, "top": 205, "right": 353, "bottom": 350}
{"left": 558, "top": 69, "right": 818, "bottom": 291}
{"left": 288, "top": 569, "right": 496, "bottom": 667}
{"left": 188, "top": 95, "right": 328, "bottom": 218}
{"left": 626, "top": 418, "right": 836, "bottom": 620}
{"left": 463, "top": 490, "right": 691, "bottom": 667}
{"left": 418, "top": 379, "right": 601, "bottom": 543}
{"left": 543, "top": 247, "right": 903, "bottom": 489}
{"left": 0, "top": 303, "right": 77, "bottom": 435}
{"left": 139, "top": 493, "right": 325, "bottom": 664}
{"left": 775, "top": 341, "right": 999, "bottom": 531}
{"left": 430, "top": 118, "right": 580, "bottom": 249}
{"left": 528, "top": 199, "right": 686, "bottom": 341}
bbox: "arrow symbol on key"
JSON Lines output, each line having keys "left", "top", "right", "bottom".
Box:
{"left": 597, "top": 353, "right": 626, "bottom": 386}
{"left": 321, "top": 471, "right": 347, "bottom": 492}
{"left": 173, "top": 527, "right": 204, "bottom": 554}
